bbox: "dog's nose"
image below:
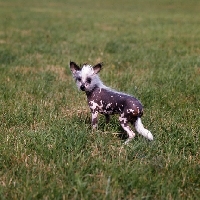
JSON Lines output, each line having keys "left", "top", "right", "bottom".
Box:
{"left": 80, "top": 85, "right": 85, "bottom": 91}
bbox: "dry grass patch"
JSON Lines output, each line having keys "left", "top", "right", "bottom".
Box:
{"left": 13, "top": 65, "right": 69, "bottom": 82}
{"left": 45, "top": 65, "right": 69, "bottom": 82}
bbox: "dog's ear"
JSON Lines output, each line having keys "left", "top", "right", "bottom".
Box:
{"left": 93, "top": 62, "right": 103, "bottom": 74}
{"left": 70, "top": 61, "right": 81, "bottom": 74}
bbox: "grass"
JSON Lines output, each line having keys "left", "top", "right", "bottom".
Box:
{"left": 0, "top": 0, "right": 200, "bottom": 199}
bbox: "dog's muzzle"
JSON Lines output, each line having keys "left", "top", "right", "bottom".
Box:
{"left": 80, "top": 85, "right": 85, "bottom": 91}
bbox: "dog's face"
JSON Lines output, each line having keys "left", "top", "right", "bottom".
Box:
{"left": 70, "top": 61, "right": 103, "bottom": 92}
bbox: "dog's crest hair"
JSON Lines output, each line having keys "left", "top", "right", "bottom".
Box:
{"left": 81, "top": 65, "right": 94, "bottom": 79}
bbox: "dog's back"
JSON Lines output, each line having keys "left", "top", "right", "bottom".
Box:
{"left": 87, "top": 87, "right": 143, "bottom": 118}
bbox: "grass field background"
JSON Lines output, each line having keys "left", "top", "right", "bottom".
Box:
{"left": 0, "top": 0, "right": 199, "bottom": 199}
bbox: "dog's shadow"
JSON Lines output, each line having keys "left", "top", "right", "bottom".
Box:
{"left": 85, "top": 115, "right": 130, "bottom": 141}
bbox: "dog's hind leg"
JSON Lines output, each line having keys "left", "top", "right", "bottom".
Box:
{"left": 119, "top": 114, "right": 135, "bottom": 144}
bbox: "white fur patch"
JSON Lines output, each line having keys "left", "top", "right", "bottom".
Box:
{"left": 81, "top": 65, "right": 94, "bottom": 81}
{"left": 106, "top": 103, "right": 112, "bottom": 109}
{"left": 89, "top": 100, "right": 103, "bottom": 111}
{"left": 119, "top": 114, "right": 127, "bottom": 124}
{"left": 127, "top": 109, "right": 135, "bottom": 114}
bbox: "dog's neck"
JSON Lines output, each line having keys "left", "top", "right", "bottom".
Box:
{"left": 85, "top": 85, "right": 99, "bottom": 97}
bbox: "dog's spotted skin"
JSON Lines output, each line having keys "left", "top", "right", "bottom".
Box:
{"left": 86, "top": 87, "right": 143, "bottom": 127}
{"left": 70, "top": 61, "right": 153, "bottom": 144}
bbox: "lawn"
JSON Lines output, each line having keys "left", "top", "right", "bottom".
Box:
{"left": 0, "top": 0, "right": 199, "bottom": 199}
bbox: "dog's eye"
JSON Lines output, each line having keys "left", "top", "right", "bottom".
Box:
{"left": 77, "top": 77, "right": 81, "bottom": 82}
{"left": 86, "top": 77, "right": 91, "bottom": 84}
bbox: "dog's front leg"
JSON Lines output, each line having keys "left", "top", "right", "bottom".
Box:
{"left": 91, "top": 111, "right": 98, "bottom": 129}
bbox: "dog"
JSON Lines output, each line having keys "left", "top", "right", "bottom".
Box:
{"left": 70, "top": 61, "right": 153, "bottom": 144}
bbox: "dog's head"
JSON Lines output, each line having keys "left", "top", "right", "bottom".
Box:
{"left": 70, "top": 61, "right": 103, "bottom": 92}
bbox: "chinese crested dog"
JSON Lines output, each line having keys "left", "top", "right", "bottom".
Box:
{"left": 70, "top": 61, "right": 153, "bottom": 144}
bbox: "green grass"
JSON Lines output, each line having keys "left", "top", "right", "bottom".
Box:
{"left": 0, "top": 0, "right": 200, "bottom": 199}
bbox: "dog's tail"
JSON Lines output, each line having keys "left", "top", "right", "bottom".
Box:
{"left": 135, "top": 118, "right": 153, "bottom": 140}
